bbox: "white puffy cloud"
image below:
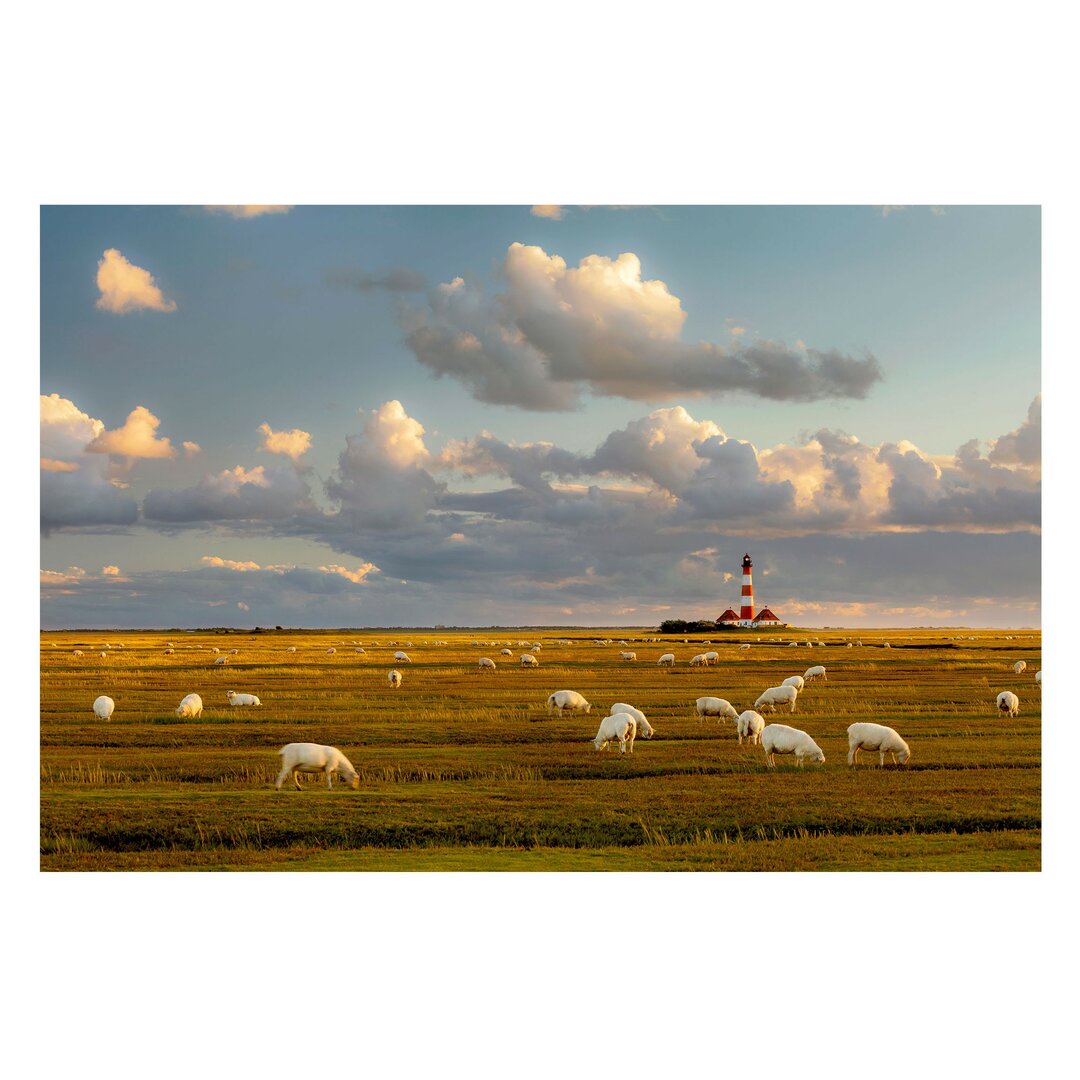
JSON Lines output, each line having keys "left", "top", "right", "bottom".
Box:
{"left": 102, "top": 565, "right": 121, "bottom": 576}
{"left": 988, "top": 394, "right": 1040, "bottom": 469}
{"left": 257, "top": 422, "right": 312, "bottom": 461}
{"left": 530, "top": 205, "right": 566, "bottom": 220}
{"left": 319, "top": 563, "right": 380, "bottom": 584}
{"left": 95, "top": 249, "right": 177, "bottom": 314}
{"left": 403, "top": 243, "right": 883, "bottom": 409}
{"left": 200, "top": 556, "right": 263, "bottom": 572}
{"left": 183, "top": 441, "right": 202, "bottom": 457}
{"left": 203, "top": 205, "right": 293, "bottom": 218}
{"left": 143, "top": 464, "right": 313, "bottom": 522}
{"left": 86, "top": 405, "right": 176, "bottom": 459}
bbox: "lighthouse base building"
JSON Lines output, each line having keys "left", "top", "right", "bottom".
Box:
{"left": 718, "top": 553, "right": 787, "bottom": 628}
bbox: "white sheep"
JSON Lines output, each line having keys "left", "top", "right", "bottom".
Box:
{"left": 1013, "top": 661, "right": 1027, "bottom": 675}
{"left": 761, "top": 724, "right": 825, "bottom": 768}
{"left": 478, "top": 657, "right": 496, "bottom": 671}
{"left": 609, "top": 703, "right": 653, "bottom": 739}
{"left": 164, "top": 648, "right": 174, "bottom": 655}
{"left": 593, "top": 713, "right": 636, "bottom": 754}
{"left": 226, "top": 690, "right": 261, "bottom": 707}
{"left": 93, "top": 695, "right": 115, "bottom": 721}
{"left": 620, "top": 651, "right": 638, "bottom": 662}
{"left": 1036, "top": 670, "right": 1042, "bottom": 685}
{"left": 394, "top": 651, "right": 412, "bottom": 663}
{"left": 754, "top": 685, "right": 799, "bottom": 713}
{"left": 547, "top": 690, "right": 592, "bottom": 716}
{"left": 326, "top": 647, "right": 337, "bottom": 655}
{"left": 211, "top": 647, "right": 220, "bottom": 654}
{"left": 213, "top": 655, "right": 228, "bottom": 666}
{"left": 657, "top": 653, "right": 676, "bottom": 667}
{"left": 176, "top": 693, "right": 203, "bottom": 719}
{"left": 286, "top": 646, "right": 297, "bottom": 653}
{"left": 689, "top": 653, "right": 709, "bottom": 667}
{"left": 695, "top": 696, "right": 738, "bottom": 722}
{"left": 388, "top": 670, "right": 402, "bottom": 688}
{"left": 355, "top": 647, "right": 366, "bottom": 654}
{"left": 531, "top": 645, "right": 542, "bottom": 654}
{"left": 788, "top": 641, "right": 799, "bottom": 647}
{"left": 704, "top": 651, "right": 719, "bottom": 665}
{"left": 803, "top": 665, "right": 827, "bottom": 682}
{"left": 996, "top": 690, "right": 1020, "bottom": 717}
{"left": 500, "top": 648, "right": 513, "bottom": 656}
{"left": 739, "top": 644, "right": 751, "bottom": 650}
{"left": 99, "top": 651, "right": 107, "bottom": 659}
{"left": 782, "top": 675, "right": 805, "bottom": 692}
{"left": 275, "top": 743, "right": 360, "bottom": 791}
{"left": 72, "top": 650, "right": 83, "bottom": 657}
{"left": 520, "top": 654, "right": 539, "bottom": 667}
{"left": 736, "top": 710, "right": 765, "bottom": 746}
{"left": 228, "top": 648, "right": 239, "bottom": 655}
{"left": 847, "top": 722, "right": 911, "bottom": 766}
{"left": 883, "top": 643, "right": 891, "bottom": 649}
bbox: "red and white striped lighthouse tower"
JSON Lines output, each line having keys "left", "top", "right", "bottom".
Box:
{"left": 739, "top": 553, "right": 755, "bottom": 625}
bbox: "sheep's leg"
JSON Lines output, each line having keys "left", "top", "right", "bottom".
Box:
{"left": 275, "top": 767, "right": 288, "bottom": 790}
{"left": 890, "top": 752, "right": 898, "bottom": 764}
{"left": 326, "top": 768, "right": 334, "bottom": 789}
{"left": 879, "top": 751, "right": 886, "bottom": 767}
{"left": 848, "top": 747, "right": 856, "bottom": 766}
{"left": 293, "top": 769, "right": 301, "bottom": 791}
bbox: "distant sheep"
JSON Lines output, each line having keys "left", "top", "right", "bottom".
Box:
{"left": 275, "top": 743, "right": 359, "bottom": 791}
{"left": 176, "top": 693, "right": 203, "bottom": 719}
{"left": 501, "top": 648, "right": 513, "bottom": 656}
{"left": 547, "top": 690, "right": 592, "bottom": 716}
{"left": 704, "top": 651, "right": 719, "bottom": 664}
{"left": 782, "top": 675, "right": 805, "bottom": 692}
{"left": 739, "top": 644, "right": 751, "bottom": 650}
{"left": 93, "top": 695, "right": 115, "bottom": 721}
{"left": 520, "top": 654, "right": 539, "bottom": 667}
{"left": 754, "top": 685, "right": 799, "bottom": 713}
{"left": 696, "top": 696, "right": 738, "bottom": 722}
{"left": 164, "top": 648, "right": 174, "bottom": 655}
{"left": 593, "top": 713, "right": 636, "bottom": 754}
{"left": 213, "top": 656, "right": 228, "bottom": 666}
{"left": 355, "top": 647, "right": 366, "bottom": 654}
{"left": 1013, "top": 661, "right": 1027, "bottom": 675}
{"left": 394, "top": 651, "right": 412, "bottom": 663}
{"left": 228, "top": 649, "right": 239, "bottom": 655}
{"left": 531, "top": 645, "right": 542, "bottom": 653}
{"left": 1036, "top": 670, "right": 1042, "bottom": 685}
{"left": 73, "top": 650, "right": 83, "bottom": 657}
{"left": 689, "top": 653, "right": 709, "bottom": 667}
{"left": 996, "top": 690, "right": 1020, "bottom": 717}
{"left": 478, "top": 657, "right": 496, "bottom": 671}
{"left": 226, "top": 690, "right": 261, "bottom": 707}
{"left": 99, "top": 651, "right": 107, "bottom": 659}
{"left": 803, "top": 666, "right": 827, "bottom": 682}
{"left": 847, "top": 722, "right": 911, "bottom": 766}
{"left": 211, "top": 647, "right": 220, "bottom": 654}
{"left": 657, "top": 653, "right": 676, "bottom": 667}
{"left": 388, "top": 670, "right": 402, "bottom": 688}
{"left": 736, "top": 710, "right": 765, "bottom": 746}
{"left": 761, "top": 724, "right": 825, "bottom": 768}
{"left": 620, "top": 651, "right": 637, "bottom": 662}
{"left": 286, "top": 646, "right": 297, "bottom": 653}
{"left": 609, "top": 703, "right": 653, "bottom": 739}
{"left": 326, "top": 647, "right": 336, "bottom": 655}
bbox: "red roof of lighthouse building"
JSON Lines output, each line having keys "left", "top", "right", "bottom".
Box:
{"left": 717, "top": 609, "right": 739, "bottom": 623}
{"left": 754, "top": 608, "right": 781, "bottom": 622}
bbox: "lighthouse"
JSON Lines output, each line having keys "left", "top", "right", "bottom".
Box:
{"left": 739, "top": 553, "right": 755, "bottom": 626}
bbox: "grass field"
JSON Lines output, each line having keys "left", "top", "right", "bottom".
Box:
{"left": 39, "top": 627, "right": 1041, "bottom": 871}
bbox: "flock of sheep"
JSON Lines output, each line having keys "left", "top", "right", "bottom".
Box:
{"left": 68, "top": 634, "right": 1041, "bottom": 790}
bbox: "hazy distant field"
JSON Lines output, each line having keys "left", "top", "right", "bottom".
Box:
{"left": 39, "top": 628, "right": 1041, "bottom": 871}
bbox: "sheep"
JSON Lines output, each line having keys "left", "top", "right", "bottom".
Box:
{"left": 803, "top": 665, "right": 827, "bottom": 683}
{"left": 657, "top": 653, "right": 676, "bottom": 667}
{"left": 93, "top": 695, "right": 115, "bottom": 721}
{"left": 326, "top": 647, "right": 337, "bottom": 655}
{"left": 547, "top": 690, "right": 592, "bottom": 717}
{"left": 355, "top": 647, "right": 366, "bottom": 654}
{"left": 695, "top": 696, "right": 738, "bottom": 722}
{"left": 704, "top": 651, "right": 719, "bottom": 665}
{"left": 1036, "top": 670, "right": 1042, "bottom": 685}
{"left": 781, "top": 675, "right": 805, "bottom": 692}
{"left": 609, "top": 703, "right": 653, "bottom": 739}
{"left": 228, "top": 648, "right": 239, "bottom": 655}
{"left": 394, "top": 651, "right": 412, "bottom": 663}
{"left": 286, "top": 646, "right": 297, "bottom": 653}
{"left": 754, "top": 685, "right": 799, "bottom": 713}
{"left": 211, "top": 647, "right": 220, "bottom": 654}
{"left": 164, "top": 648, "right": 175, "bottom": 655}
{"left": 176, "top": 693, "right": 203, "bottom": 719}
{"left": 72, "top": 650, "right": 83, "bottom": 657}
{"left": 689, "top": 653, "right": 709, "bottom": 667}
{"left": 478, "top": 657, "right": 496, "bottom": 671}
{"left": 520, "top": 654, "right": 539, "bottom": 667}
{"left": 739, "top": 644, "right": 751, "bottom": 650}
{"left": 388, "top": 670, "right": 403, "bottom": 688}
{"left": 883, "top": 643, "right": 891, "bottom": 649}
{"left": 1013, "top": 661, "right": 1027, "bottom": 675}
{"left": 226, "top": 690, "right": 261, "bottom": 707}
{"left": 531, "top": 645, "right": 542, "bottom": 654}
{"left": 213, "top": 656, "right": 229, "bottom": 666}
{"left": 166, "top": 642, "right": 174, "bottom": 648}
{"left": 761, "top": 724, "right": 825, "bottom": 768}
{"left": 500, "top": 648, "right": 513, "bottom": 656}
{"left": 99, "top": 651, "right": 107, "bottom": 659}
{"left": 736, "top": 710, "right": 765, "bottom": 746}
{"left": 996, "top": 691, "right": 1020, "bottom": 717}
{"left": 275, "top": 743, "right": 360, "bottom": 791}
{"left": 620, "top": 651, "right": 637, "bottom": 662}
{"left": 593, "top": 713, "right": 636, "bottom": 754}
{"left": 846, "top": 642, "right": 853, "bottom": 648}
{"left": 788, "top": 641, "right": 799, "bottom": 647}
{"left": 847, "top": 723, "right": 911, "bottom": 766}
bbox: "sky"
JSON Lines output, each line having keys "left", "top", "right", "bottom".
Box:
{"left": 39, "top": 204, "right": 1041, "bottom": 628}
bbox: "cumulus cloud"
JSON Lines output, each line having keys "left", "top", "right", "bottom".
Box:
{"left": 319, "top": 563, "right": 380, "bottom": 584}
{"left": 143, "top": 464, "right": 313, "bottom": 522}
{"left": 95, "top": 249, "right": 177, "bottom": 314}
{"left": 403, "top": 243, "right": 883, "bottom": 409}
{"left": 988, "top": 394, "right": 1040, "bottom": 468}
{"left": 531, "top": 205, "right": 566, "bottom": 220}
{"left": 323, "top": 266, "right": 427, "bottom": 292}
{"left": 203, "top": 205, "right": 293, "bottom": 218}
{"left": 102, "top": 565, "right": 121, "bottom": 576}
{"left": 183, "top": 441, "right": 202, "bottom": 457}
{"left": 257, "top": 422, "right": 312, "bottom": 461}
{"left": 86, "top": 405, "right": 176, "bottom": 459}
{"left": 200, "top": 556, "right": 263, "bottom": 572}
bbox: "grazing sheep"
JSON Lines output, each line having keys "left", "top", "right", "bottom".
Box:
{"left": 1036, "top": 670, "right": 1042, "bottom": 685}
{"left": 548, "top": 690, "right": 592, "bottom": 716}
{"left": 883, "top": 643, "right": 891, "bottom": 649}
{"left": 657, "top": 653, "right": 676, "bottom": 667}
{"left": 803, "top": 665, "right": 827, "bottom": 682}
{"left": 228, "top": 648, "right": 239, "bottom": 655}
{"left": 788, "top": 641, "right": 799, "bottom": 647}
{"left": 593, "top": 713, "right": 636, "bottom": 754}
{"left": 736, "top": 710, "right": 765, "bottom": 746}
{"left": 175, "top": 693, "right": 203, "bottom": 719}
{"left": 1013, "top": 661, "right": 1027, "bottom": 675}
{"left": 275, "top": 743, "right": 360, "bottom": 791}
{"left": 689, "top": 653, "right": 709, "bottom": 667}
{"left": 754, "top": 685, "right": 799, "bottom": 713}
{"left": 478, "top": 657, "right": 496, "bottom": 671}
{"left": 72, "top": 650, "right": 83, "bottom": 657}
{"left": 500, "top": 648, "right": 513, "bottom": 656}
{"left": 213, "top": 656, "right": 228, "bottom": 666}
{"left": 286, "top": 646, "right": 297, "bottom": 653}
{"left": 531, "top": 645, "right": 542, "bottom": 654}
{"left": 609, "top": 703, "right": 653, "bottom": 739}
{"left": 846, "top": 642, "right": 853, "bottom": 648}
{"left": 520, "top": 654, "right": 539, "bottom": 667}
{"left": 388, "top": 669, "right": 403, "bottom": 688}
{"left": 226, "top": 690, "right": 261, "bottom": 707}
{"left": 739, "top": 644, "right": 751, "bottom": 650}
{"left": 847, "top": 723, "right": 911, "bottom": 766}
{"left": 620, "top": 651, "right": 638, "bottom": 662}
{"left": 211, "top": 647, "right": 220, "bottom": 654}
{"left": 761, "top": 724, "right": 825, "bottom": 768}
{"left": 164, "top": 648, "right": 174, "bottom": 655}
{"left": 93, "top": 695, "right": 115, "bottom": 721}
{"left": 704, "top": 651, "right": 719, "bottom": 665}
{"left": 695, "top": 696, "right": 738, "bottom": 722}
{"left": 326, "top": 647, "right": 336, "bottom": 655}
{"left": 166, "top": 642, "right": 174, "bottom": 647}
{"left": 355, "top": 647, "right": 366, "bottom": 654}
{"left": 394, "top": 651, "right": 412, "bottom": 663}
{"left": 99, "top": 651, "right": 107, "bottom": 659}
{"left": 782, "top": 675, "right": 805, "bottom": 692}
{"left": 996, "top": 690, "right": 1020, "bottom": 717}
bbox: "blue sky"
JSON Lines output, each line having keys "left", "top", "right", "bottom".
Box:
{"left": 40, "top": 204, "right": 1041, "bottom": 627}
